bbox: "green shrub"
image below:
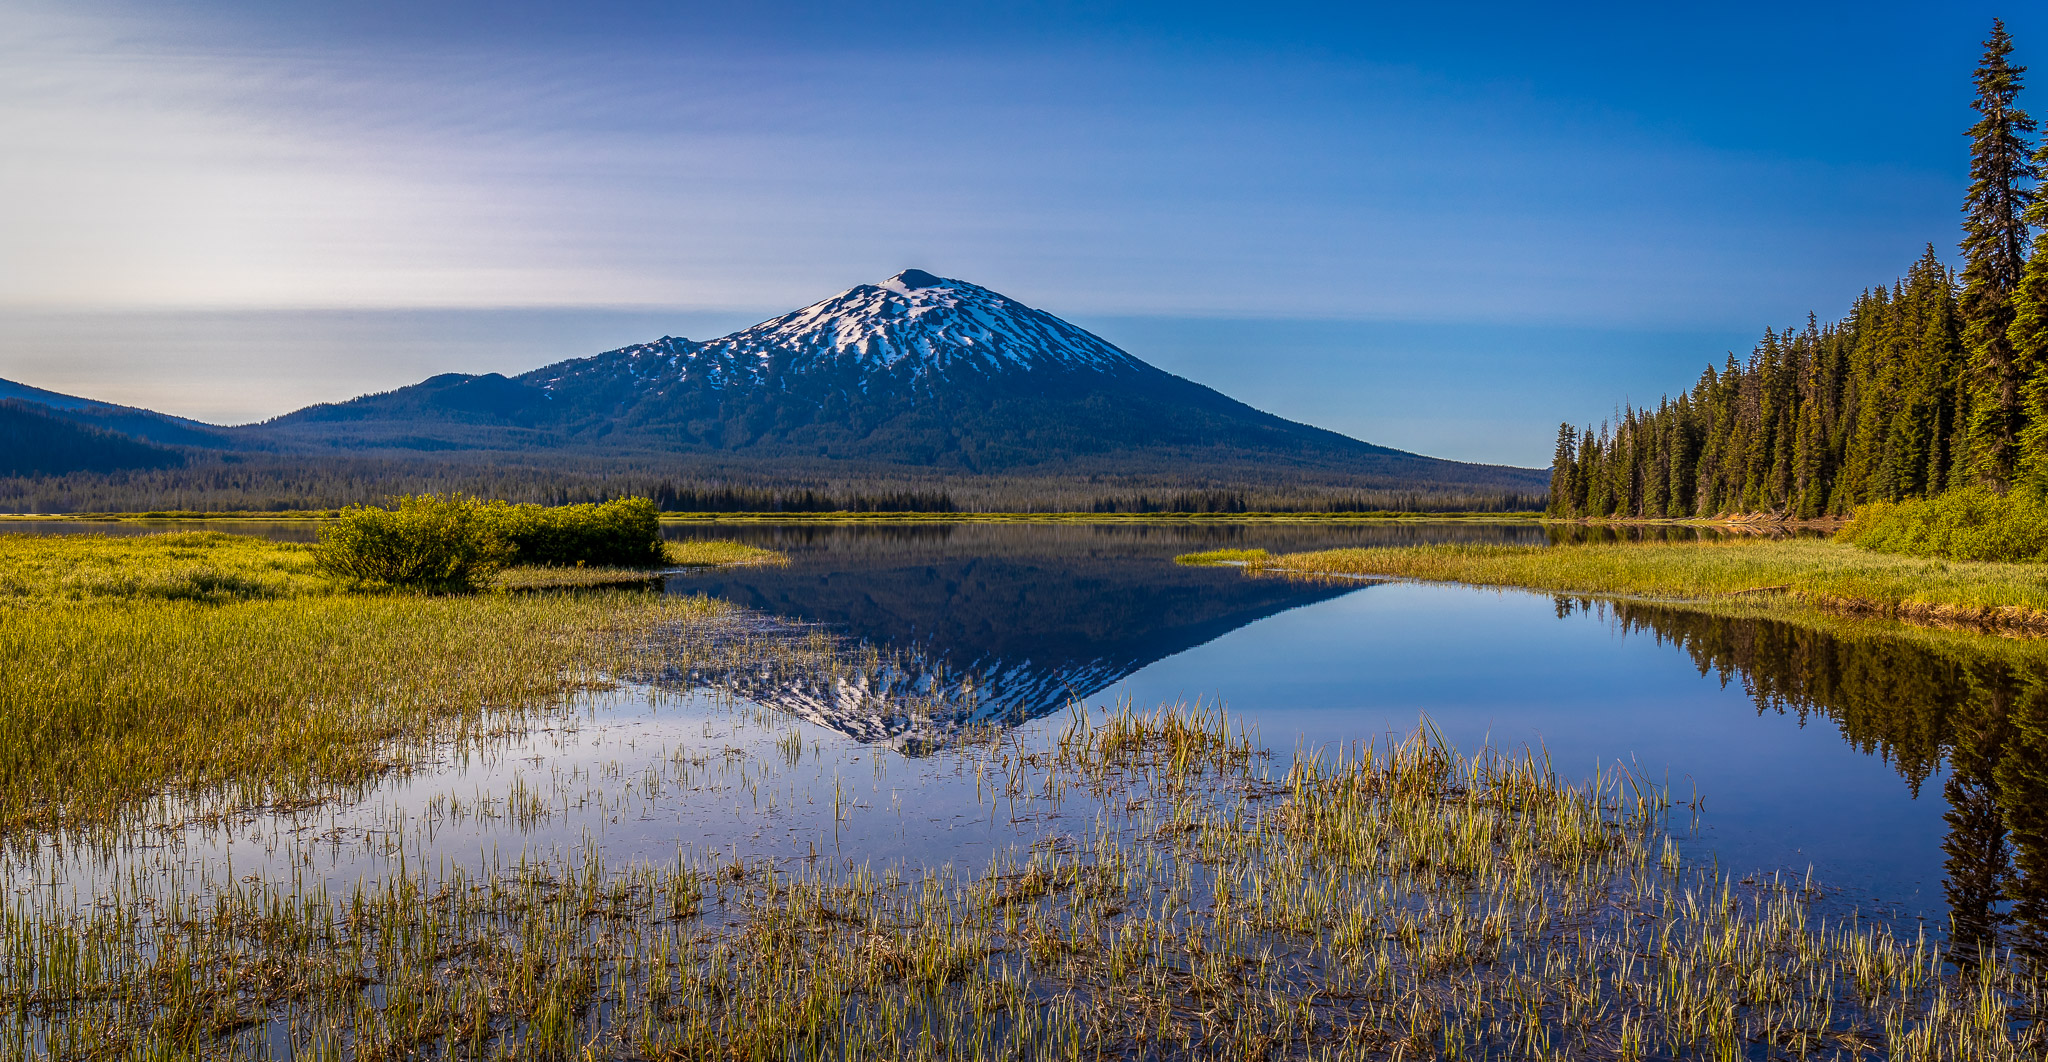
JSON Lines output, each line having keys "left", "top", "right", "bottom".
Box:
{"left": 315, "top": 494, "right": 516, "bottom": 590}
{"left": 1836, "top": 487, "right": 2048, "bottom": 563}
{"left": 314, "top": 495, "right": 668, "bottom": 590}
{"left": 495, "top": 497, "right": 665, "bottom": 568}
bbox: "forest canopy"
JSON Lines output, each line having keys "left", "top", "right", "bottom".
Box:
{"left": 1550, "top": 21, "right": 2048, "bottom": 520}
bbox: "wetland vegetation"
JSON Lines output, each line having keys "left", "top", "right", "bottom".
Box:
{"left": 8, "top": 697, "right": 2045, "bottom": 1060}
{"left": 8, "top": 516, "right": 2048, "bottom": 1057}
{"left": 0, "top": 516, "right": 782, "bottom": 837}
{"left": 1194, "top": 538, "right": 2048, "bottom": 634}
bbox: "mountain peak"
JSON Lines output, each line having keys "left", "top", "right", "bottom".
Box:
{"left": 885, "top": 268, "right": 944, "bottom": 291}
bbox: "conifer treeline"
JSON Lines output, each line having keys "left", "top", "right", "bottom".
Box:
{"left": 1550, "top": 21, "right": 2048, "bottom": 519}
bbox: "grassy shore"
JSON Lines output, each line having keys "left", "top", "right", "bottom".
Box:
{"left": 5, "top": 532, "right": 2043, "bottom": 1055}
{"left": 7, "top": 704, "right": 2036, "bottom": 1059}
{"left": 0, "top": 531, "right": 785, "bottom": 836}
{"left": 1183, "top": 539, "right": 2048, "bottom": 634}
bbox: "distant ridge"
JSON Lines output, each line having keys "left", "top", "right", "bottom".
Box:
{"left": 0, "top": 377, "right": 230, "bottom": 449}
{"left": 0, "top": 400, "right": 184, "bottom": 477}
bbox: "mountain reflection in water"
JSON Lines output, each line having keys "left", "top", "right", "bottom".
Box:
{"left": 1590, "top": 597, "right": 2048, "bottom": 961}
{"left": 659, "top": 523, "right": 1482, "bottom": 742}
{"left": 658, "top": 520, "right": 2041, "bottom": 947}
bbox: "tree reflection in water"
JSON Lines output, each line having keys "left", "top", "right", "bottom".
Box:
{"left": 1581, "top": 595, "right": 2048, "bottom": 959}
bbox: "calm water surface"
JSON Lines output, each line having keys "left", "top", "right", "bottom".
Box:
{"left": 660, "top": 521, "right": 2044, "bottom": 945}
{"left": 12, "top": 518, "right": 2036, "bottom": 955}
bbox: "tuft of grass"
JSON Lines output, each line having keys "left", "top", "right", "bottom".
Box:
{"left": 1242, "top": 539, "right": 2048, "bottom": 635}
{"left": 1172, "top": 548, "right": 1271, "bottom": 566}
{"left": 1838, "top": 487, "right": 2048, "bottom": 562}
{"left": 664, "top": 538, "right": 789, "bottom": 567}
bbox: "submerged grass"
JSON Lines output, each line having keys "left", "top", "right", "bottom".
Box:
{"left": 4, "top": 705, "right": 2039, "bottom": 1059}
{"left": 0, "top": 531, "right": 786, "bottom": 837}
{"left": 1204, "top": 539, "right": 2048, "bottom": 635}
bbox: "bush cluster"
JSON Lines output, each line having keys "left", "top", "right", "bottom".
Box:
{"left": 315, "top": 495, "right": 664, "bottom": 590}
{"left": 494, "top": 498, "right": 665, "bottom": 567}
{"left": 1836, "top": 487, "right": 2048, "bottom": 563}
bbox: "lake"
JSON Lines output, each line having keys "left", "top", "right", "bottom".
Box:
{"left": 8, "top": 517, "right": 2034, "bottom": 955}
{"left": 653, "top": 520, "right": 2042, "bottom": 949}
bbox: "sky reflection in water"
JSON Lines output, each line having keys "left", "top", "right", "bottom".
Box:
{"left": 13, "top": 518, "right": 2032, "bottom": 951}
{"left": 663, "top": 521, "right": 2036, "bottom": 939}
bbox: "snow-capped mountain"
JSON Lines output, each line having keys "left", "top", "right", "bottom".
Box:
{"left": 0, "top": 269, "right": 1543, "bottom": 492}
{"left": 530, "top": 269, "right": 1146, "bottom": 396}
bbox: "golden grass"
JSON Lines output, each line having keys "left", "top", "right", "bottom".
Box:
{"left": 1171, "top": 548, "right": 1272, "bottom": 566}
{"left": 1218, "top": 539, "right": 2048, "bottom": 634}
{"left": 662, "top": 538, "right": 789, "bottom": 566}
{"left": 0, "top": 532, "right": 786, "bottom": 835}
{"left": 0, "top": 529, "right": 329, "bottom": 603}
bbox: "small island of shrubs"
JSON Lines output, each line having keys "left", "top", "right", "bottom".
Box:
{"left": 315, "top": 494, "right": 782, "bottom": 590}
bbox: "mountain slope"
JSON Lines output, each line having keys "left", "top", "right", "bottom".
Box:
{"left": 0, "top": 377, "right": 232, "bottom": 448}
{"left": 0, "top": 400, "right": 186, "bottom": 477}
{"left": 254, "top": 270, "right": 1545, "bottom": 491}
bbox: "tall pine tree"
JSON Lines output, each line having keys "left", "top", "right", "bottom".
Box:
{"left": 1960, "top": 19, "right": 2039, "bottom": 489}
{"left": 2016, "top": 127, "right": 2048, "bottom": 488}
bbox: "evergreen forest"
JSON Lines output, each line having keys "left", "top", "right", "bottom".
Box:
{"left": 1549, "top": 21, "right": 2048, "bottom": 520}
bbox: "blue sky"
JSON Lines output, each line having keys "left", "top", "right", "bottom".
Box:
{"left": 0, "top": 1, "right": 2036, "bottom": 464}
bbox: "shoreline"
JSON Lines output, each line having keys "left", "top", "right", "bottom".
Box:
{"left": 0, "top": 509, "right": 1546, "bottom": 524}
{"left": 1189, "top": 539, "right": 2048, "bottom": 639}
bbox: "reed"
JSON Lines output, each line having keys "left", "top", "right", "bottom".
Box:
{"left": 3, "top": 704, "right": 2036, "bottom": 1059}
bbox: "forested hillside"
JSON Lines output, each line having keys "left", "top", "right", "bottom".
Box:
{"left": 1551, "top": 21, "right": 2048, "bottom": 519}
{"left": 0, "top": 401, "right": 184, "bottom": 478}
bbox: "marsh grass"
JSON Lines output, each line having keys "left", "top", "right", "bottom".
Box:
{"left": 4, "top": 705, "right": 2038, "bottom": 1059}
{"left": 1209, "top": 539, "right": 2048, "bottom": 634}
{"left": 0, "top": 530, "right": 328, "bottom": 602}
{"left": 1171, "top": 548, "right": 1272, "bottom": 566}
{"left": 0, "top": 531, "right": 789, "bottom": 838}
{"left": 661, "top": 539, "right": 788, "bottom": 567}
{"left": 0, "top": 590, "right": 734, "bottom": 838}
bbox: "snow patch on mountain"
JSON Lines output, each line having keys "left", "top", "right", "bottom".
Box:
{"left": 525, "top": 271, "right": 1145, "bottom": 395}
